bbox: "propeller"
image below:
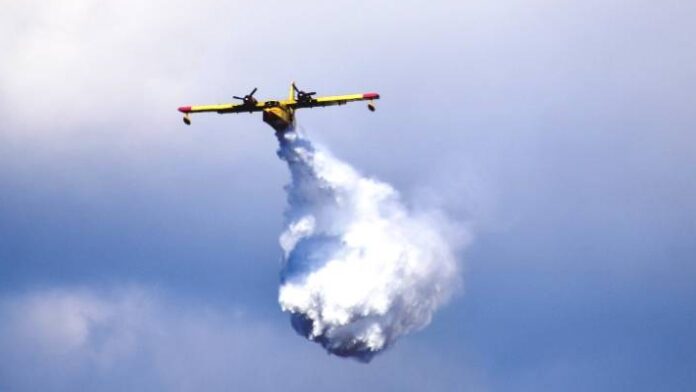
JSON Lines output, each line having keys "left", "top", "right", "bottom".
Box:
{"left": 292, "top": 83, "right": 316, "bottom": 102}
{"left": 233, "top": 87, "right": 258, "bottom": 105}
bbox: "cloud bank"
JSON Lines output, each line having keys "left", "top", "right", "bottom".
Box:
{"left": 0, "top": 286, "right": 485, "bottom": 391}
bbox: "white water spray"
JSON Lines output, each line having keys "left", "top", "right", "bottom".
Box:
{"left": 276, "top": 129, "right": 465, "bottom": 362}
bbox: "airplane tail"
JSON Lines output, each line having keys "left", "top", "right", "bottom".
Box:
{"left": 289, "top": 82, "right": 296, "bottom": 101}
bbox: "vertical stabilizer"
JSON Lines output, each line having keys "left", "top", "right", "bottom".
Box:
{"left": 289, "top": 82, "right": 296, "bottom": 102}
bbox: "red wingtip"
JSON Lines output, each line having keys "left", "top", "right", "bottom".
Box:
{"left": 363, "top": 93, "right": 380, "bottom": 99}
{"left": 178, "top": 106, "right": 191, "bottom": 113}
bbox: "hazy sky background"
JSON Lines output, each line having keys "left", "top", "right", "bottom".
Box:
{"left": 1, "top": 1, "right": 695, "bottom": 390}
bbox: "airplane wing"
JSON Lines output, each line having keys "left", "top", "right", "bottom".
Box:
{"left": 288, "top": 93, "right": 380, "bottom": 109}
{"left": 178, "top": 102, "right": 266, "bottom": 114}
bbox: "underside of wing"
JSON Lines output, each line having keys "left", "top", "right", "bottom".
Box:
{"left": 289, "top": 93, "right": 380, "bottom": 109}
{"left": 178, "top": 102, "right": 266, "bottom": 114}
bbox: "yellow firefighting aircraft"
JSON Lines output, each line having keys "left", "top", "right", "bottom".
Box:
{"left": 178, "top": 82, "right": 380, "bottom": 133}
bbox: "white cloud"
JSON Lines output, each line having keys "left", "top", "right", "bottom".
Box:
{"left": 1, "top": 1, "right": 210, "bottom": 133}
{"left": 0, "top": 0, "right": 519, "bottom": 134}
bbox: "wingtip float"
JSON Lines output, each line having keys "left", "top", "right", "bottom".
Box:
{"left": 177, "top": 82, "right": 380, "bottom": 133}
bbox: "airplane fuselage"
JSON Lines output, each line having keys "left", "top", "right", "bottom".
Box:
{"left": 263, "top": 104, "right": 295, "bottom": 133}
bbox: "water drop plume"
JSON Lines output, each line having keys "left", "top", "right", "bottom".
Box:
{"left": 276, "top": 129, "right": 465, "bottom": 362}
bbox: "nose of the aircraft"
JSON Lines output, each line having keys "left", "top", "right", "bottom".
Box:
{"left": 178, "top": 106, "right": 191, "bottom": 113}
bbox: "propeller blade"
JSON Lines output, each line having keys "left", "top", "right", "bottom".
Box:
{"left": 249, "top": 87, "right": 258, "bottom": 96}
{"left": 233, "top": 96, "right": 244, "bottom": 100}
{"left": 307, "top": 92, "right": 316, "bottom": 96}
{"left": 292, "top": 83, "right": 299, "bottom": 93}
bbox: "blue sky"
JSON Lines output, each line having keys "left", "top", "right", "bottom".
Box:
{"left": 1, "top": 1, "right": 695, "bottom": 390}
